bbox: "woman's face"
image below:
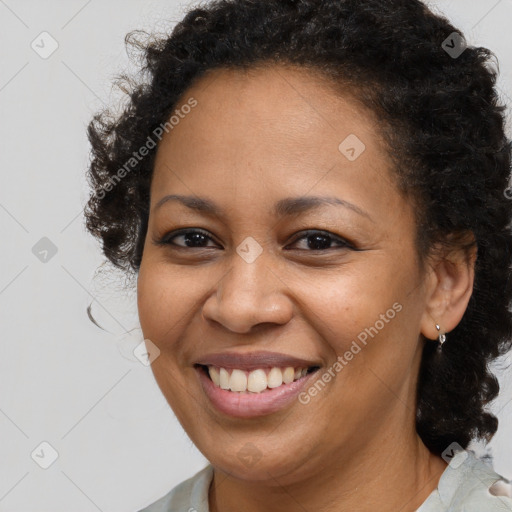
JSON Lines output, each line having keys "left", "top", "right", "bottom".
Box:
{"left": 137, "top": 65, "right": 435, "bottom": 483}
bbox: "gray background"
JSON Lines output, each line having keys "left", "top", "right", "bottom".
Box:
{"left": 0, "top": 0, "right": 511, "bottom": 510}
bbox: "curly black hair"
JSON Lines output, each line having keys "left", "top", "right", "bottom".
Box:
{"left": 84, "top": 0, "right": 512, "bottom": 456}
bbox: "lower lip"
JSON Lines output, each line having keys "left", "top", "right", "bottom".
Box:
{"left": 195, "top": 366, "right": 320, "bottom": 418}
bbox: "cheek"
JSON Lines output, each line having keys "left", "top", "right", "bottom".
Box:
{"left": 137, "top": 262, "right": 186, "bottom": 336}
{"left": 296, "top": 262, "right": 398, "bottom": 341}
{"left": 137, "top": 260, "right": 214, "bottom": 346}
{"left": 298, "top": 263, "right": 417, "bottom": 392}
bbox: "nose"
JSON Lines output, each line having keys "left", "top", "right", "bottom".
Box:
{"left": 201, "top": 251, "right": 294, "bottom": 334}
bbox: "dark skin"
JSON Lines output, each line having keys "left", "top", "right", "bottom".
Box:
{"left": 137, "top": 64, "right": 476, "bottom": 511}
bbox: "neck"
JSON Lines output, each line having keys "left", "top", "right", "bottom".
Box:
{"left": 208, "top": 429, "right": 447, "bottom": 512}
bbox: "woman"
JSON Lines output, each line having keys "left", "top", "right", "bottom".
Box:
{"left": 84, "top": 0, "right": 512, "bottom": 510}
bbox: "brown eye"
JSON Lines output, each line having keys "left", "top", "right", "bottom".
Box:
{"left": 287, "top": 230, "right": 353, "bottom": 251}
{"left": 156, "top": 229, "right": 220, "bottom": 249}
{"left": 154, "top": 228, "right": 354, "bottom": 252}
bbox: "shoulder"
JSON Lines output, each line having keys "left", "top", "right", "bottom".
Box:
{"left": 418, "top": 451, "right": 512, "bottom": 512}
{"left": 137, "top": 464, "right": 214, "bottom": 512}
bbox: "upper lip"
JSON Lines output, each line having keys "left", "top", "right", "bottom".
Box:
{"left": 194, "top": 350, "right": 321, "bottom": 371}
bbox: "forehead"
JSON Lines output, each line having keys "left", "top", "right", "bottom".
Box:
{"left": 175, "top": 64, "right": 379, "bottom": 142}
{"left": 150, "top": 64, "right": 403, "bottom": 220}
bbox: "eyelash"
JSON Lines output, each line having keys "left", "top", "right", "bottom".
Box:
{"left": 155, "top": 228, "right": 354, "bottom": 252}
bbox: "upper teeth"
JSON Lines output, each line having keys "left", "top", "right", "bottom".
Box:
{"left": 208, "top": 366, "right": 309, "bottom": 393}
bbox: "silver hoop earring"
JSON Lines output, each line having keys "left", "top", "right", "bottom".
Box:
{"left": 435, "top": 323, "right": 446, "bottom": 347}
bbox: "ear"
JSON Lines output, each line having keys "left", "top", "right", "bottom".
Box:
{"left": 420, "top": 232, "right": 477, "bottom": 341}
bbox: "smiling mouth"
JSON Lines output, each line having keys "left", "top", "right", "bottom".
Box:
{"left": 195, "top": 364, "right": 320, "bottom": 393}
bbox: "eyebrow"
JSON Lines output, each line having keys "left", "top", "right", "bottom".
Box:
{"left": 154, "top": 194, "right": 373, "bottom": 222}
